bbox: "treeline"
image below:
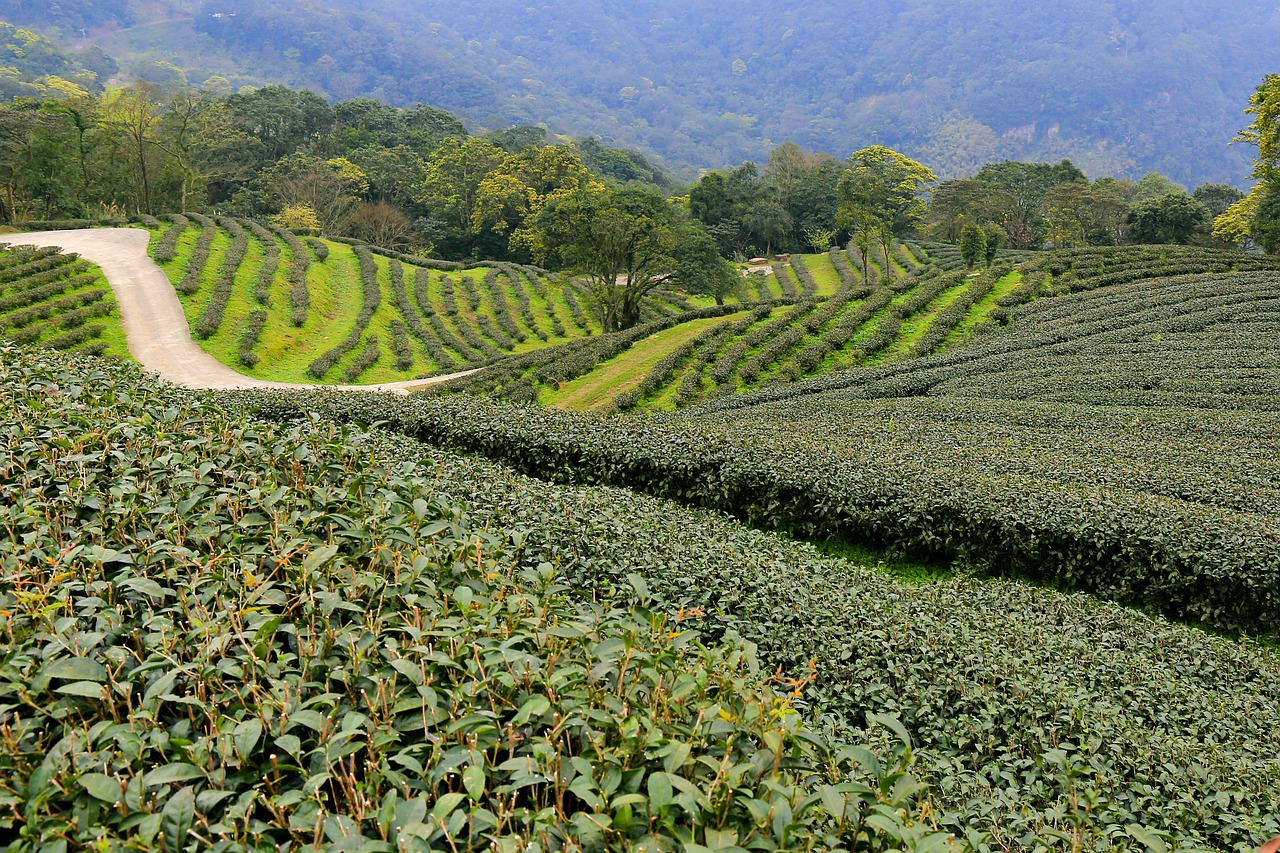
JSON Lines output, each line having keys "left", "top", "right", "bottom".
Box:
{"left": 688, "top": 145, "right": 1259, "bottom": 259}
{"left": 0, "top": 78, "right": 677, "bottom": 261}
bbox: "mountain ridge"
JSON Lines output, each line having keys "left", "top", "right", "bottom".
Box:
{"left": 2, "top": 0, "right": 1274, "bottom": 186}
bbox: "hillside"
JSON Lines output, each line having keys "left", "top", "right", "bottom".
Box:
{"left": 6, "top": 0, "right": 1277, "bottom": 184}
{"left": 4, "top": 297, "right": 1280, "bottom": 846}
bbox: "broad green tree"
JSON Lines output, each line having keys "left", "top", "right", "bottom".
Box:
{"left": 837, "top": 145, "right": 936, "bottom": 281}
{"left": 534, "top": 185, "right": 698, "bottom": 331}
{"left": 1126, "top": 190, "right": 1210, "bottom": 244}
{"left": 1237, "top": 74, "right": 1280, "bottom": 253}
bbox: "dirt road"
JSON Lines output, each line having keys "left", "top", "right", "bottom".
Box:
{"left": 12, "top": 228, "right": 477, "bottom": 394}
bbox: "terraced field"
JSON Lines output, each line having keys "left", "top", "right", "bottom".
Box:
{"left": 0, "top": 242, "right": 128, "bottom": 358}
{"left": 6, "top": 228, "right": 1280, "bottom": 850}
{"left": 219, "top": 252, "right": 1280, "bottom": 849}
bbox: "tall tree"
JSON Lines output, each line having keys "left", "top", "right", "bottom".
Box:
{"left": 972, "top": 159, "right": 1085, "bottom": 249}
{"left": 1126, "top": 190, "right": 1210, "bottom": 244}
{"left": 534, "top": 185, "right": 691, "bottom": 331}
{"left": 837, "top": 145, "right": 935, "bottom": 281}
{"left": 1237, "top": 74, "right": 1280, "bottom": 253}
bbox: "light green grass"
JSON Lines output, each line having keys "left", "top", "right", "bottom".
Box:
{"left": 943, "top": 270, "right": 1024, "bottom": 346}
{"left": 546, "top": 314, "right": 738, "bottom": 411}
{"left": 877, "top": 279, "right": 971, "bottom": 361}
{"left": 802, "top": 253, "right": 842, "bottom": 297}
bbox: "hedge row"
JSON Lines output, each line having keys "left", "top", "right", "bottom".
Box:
{"left": 0, "top": 346, "right": 948, "bottom": 851}
{"left": 910, "top": 272, "right": 998, "bottom": 356}
{"left": 483, "top": 268, "right": 528, "bottom": 344}
{"left": 616, "top": 307, "right": 769, "bottom": 410}
{"left": 441, "top": 303, "right": 749, "bottom": 402}
{"left": 307, "top": 246, "right": 381, "bottom": 378}
{"left": 0, "top": 272, "right": 97, "bottom": 315}
{"left": 240, "top": 219, "right": 281, "bottom": 307}
{"left": 414, "top": 269, "right": 479, "bottom": 364}
{"left": 175, "top": 217, "right": 216, "bottom": 296}
{"left": 151, "top": 215, "right": 188, "bottom": 264}
{"left": 303, "top": 236, "right": 329, "bottom": 261}
{"left": 791, "top": 255, "right": 818, "bottom": 296}
{"left": 501, "top": 265, "right": 552, "bottom": 341}
{"left": 342, "top": 333, "right": 381, "bottom": 382}
{"left": 389, "top": 320, "right": 414, "bottom": 371}
{"left": 389, "top": 262, "right": 457, "bottom": 370}
{"left": 0, "top": 287, "right": 105, "bottom": 331}
{"left": 562, "top": 284, "right": 593, "bottom": 333}
{"left": 237, "top": 308, "right": 267, "bottom": 368}
{"left": 271, "top": 225, "right": 311, "bottom": 326}
{"left": 192, "top": 218, "right": 249, "bottom": 339}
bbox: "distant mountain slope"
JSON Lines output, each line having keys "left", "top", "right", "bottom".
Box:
{"left": 3, "top": 0, "right": 1275, "bottom": 185}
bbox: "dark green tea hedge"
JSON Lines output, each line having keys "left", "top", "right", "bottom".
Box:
{"left": 0, "top": 347, "right": 949, "bottom": 853}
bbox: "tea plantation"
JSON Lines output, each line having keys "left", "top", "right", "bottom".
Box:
{"left": 4, "top": 231, "right": 1280, "bottom": 850}
{"left": 0, "top": 243, "right": 128, "bottom": 359}
{"left": 3, "top": 342, "right": 1280, "bottom": 851}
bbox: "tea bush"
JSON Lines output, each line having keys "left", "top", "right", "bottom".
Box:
{"left": 0, "top": 346, "right": 951, "bottom": 853}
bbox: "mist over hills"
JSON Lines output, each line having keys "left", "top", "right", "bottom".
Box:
{"left": 5, "top": 0, "right": 1277, "bottom": 185}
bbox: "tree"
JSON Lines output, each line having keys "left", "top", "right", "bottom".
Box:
{"left": 673, "top": 224, "right": 738, "bottom": 305}
{"left": 923, "top": 179, "right": 988, "bottom": 242}
{"left": 350, "top": 201, "right": 419, "bottom": 250}
{"left": 688, "top": 163, "right": 761, "bottom": 255}
{"left": 1192, "top": 183, "right": 1245, "bottom": 218}
{"left": 743, "top": 200, "right": 791, "bottom": 257}
{"left": 1133, "top": 171, "right": 1184, "bottom": 202}
{"left": 972, "top": 159, "right": 1085, "bottom": 249}
{"left": 982, "top": 222, "right": 1003, "bottom": 266}
{"left": 1126, "top": 190, "right": 1210, "bottom": 244}
{"left": 959, "top": 222, "right": 986, "bottom": 269}
{"left": 1237, "top": 74, "right": 1280, "bottom": 253}
{"left": 417, "top": 136, "right": 507, "bottom": 235}
{"left": 533, "top": 185, "right": 682, "bottom": 331}
{"left": 97, "top": 83, "right": 173, "bottom": 215}
{"left": 1212, "top": 187, "right": 1258, "bottom": 249}
{"left": 261, "top": 153, "right": 366, "bottom": 234}
{"left": 1253, "top": 180, "right": 1280, "bottom": 254}
{"left": 837, "top": 145, "right": 936, "bottom": 281}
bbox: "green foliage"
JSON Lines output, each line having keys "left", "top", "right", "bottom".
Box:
{"left": 1125, "top": 191, "right": 1211, "bottom": 244}
{"left": 0, "top": 345, "right": 950, "bottom": 851}
{"left": 958, "top": 223, "right": 985, "bottom": 269}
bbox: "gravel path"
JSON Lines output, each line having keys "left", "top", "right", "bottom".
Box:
{"left": 13, "top": 229, "right": 478, "bottom": 394}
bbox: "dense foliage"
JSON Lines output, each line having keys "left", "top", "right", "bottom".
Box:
{"left": 0, "top": 346, "right": 956, "bottom": 851}
{"left": 3, "top": 344, "right": 1280, "bottom": 850}
{"left": 5, "top": 0, "right": 1275, "bottom": 186}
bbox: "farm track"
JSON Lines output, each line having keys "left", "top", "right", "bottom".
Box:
{"left": 14, "top": 229, "right": 477, "bottom": 394}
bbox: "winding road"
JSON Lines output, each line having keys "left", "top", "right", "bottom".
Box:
{"left": 13, "top": 228, "right": 478, "bottom": 394}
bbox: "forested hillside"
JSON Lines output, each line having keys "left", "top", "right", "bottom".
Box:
{"left": 4, "top": 0, "right": 1276, "bottom": 185}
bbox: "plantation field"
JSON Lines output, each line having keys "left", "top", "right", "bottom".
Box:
{"left": 145, "top": 214, "right": 800, "bottom": 386}
{"left": 3, "top": 345, "right": 1280, "bottom": 851}
{"left": 7, "top": 224, "right": 1280, "bottom": 849}
{"left": 245, "top": 254, "right": 1280, "bottom": 639}
{"left": 0, "top": 242, "right": 129, "bottom": 359}
{"left": 443, "top": 243, "right": 1280, "bottom": 412}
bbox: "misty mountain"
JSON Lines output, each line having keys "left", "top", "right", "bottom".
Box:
{"left": 4, "top": 0, "right": 1275, "bottom": 185}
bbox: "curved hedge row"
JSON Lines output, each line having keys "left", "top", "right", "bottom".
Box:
{"left": 151, "top": 215, "right": 188, "bottom": 264}
{"left": 175, "top": 217, "right": 216, "bottom": 296}
{"left": 240, "top": 219, "right": 280, "bottom": 306}
{"left": 193, "top": 217, "right": 248, "bottom": 339}
{"left": 1, "top": 347, "right": 947, "bottom": 852}
{"left": 271, "top": 225, "right": 311, "bottom": 326}
{"left": 307, "top": 246, "right": 381, "bottom": 379}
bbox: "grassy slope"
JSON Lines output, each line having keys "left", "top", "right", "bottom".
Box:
{"left": 0, "top": 246, "right": 130, "bottom": 360}
{"left": 544, "top": 313, "right": 740, "bottom": 410}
